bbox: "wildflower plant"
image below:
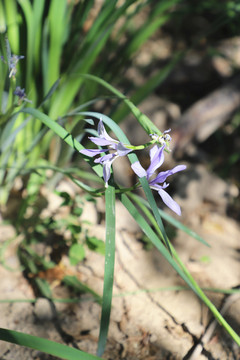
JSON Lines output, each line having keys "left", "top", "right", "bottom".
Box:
{"left": 16, "top": 97, "right": 239, "bottom": 358}
{"left": 80, "top": 118, "right": 186, "bottom": 216}
{"left": 0, "top": 1, "right": 240, "bottom": 359}
{"left": 1, "top": 84, "right": 240, "bottom": 359}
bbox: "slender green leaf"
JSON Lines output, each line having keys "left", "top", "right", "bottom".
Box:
{"left": 63, "top": 275, "right": 102, "bottom": 304}
{"left": 80, "top": 74, "right": 160, "bottom": 135}
{"left": 129, "top": 192, "right": 210, "bottom": 247}
{"left": 17, "top": 0, "right": 33, "bottom": 90}
{"left": 120, "top": 193, "right": 240, "bottom": 345}
{"left": 0, "top": 328, "right": 101, "bottom": 360}
{"left": 48, "top": 0, "right": 67, "bottom": 90}
{"left": 97, "top": 184, "right": 115, "bottom": 357}
{"left": 124, "top": 15, "right": 169, "bottom": 57}
{"left": 34, "top": 278, "right": 52, "bottom": 299}
{"left": 4, "top": 0, "right": 19, "bottom": 53}
{"left": 113, "top": 52, "right": 183, "bottom": 124}
{"left": 139, "top": 175, "right": 170, "bottom": 250}
{"left": 0, "top": 115, "right": 30, "bottom": 152}
{"left": 32, "top": 0, "right": 45, "bottom": 69}
{"left": 0, "top": 1, "right": 6, "bottom": 33}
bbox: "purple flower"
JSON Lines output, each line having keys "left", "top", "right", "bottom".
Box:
{"left": 131, "top": 145, "right": 186, "bottom": 215}
{"left": 13, "top": 86, "right": 31, "bottom": 103}
{"left": 9, "top": 55, "right": 24, "bottom": 78}
{"left": 1, "top": 54, "right": 24, "bottom": 78}
{"left": 150, "top": 129, "right": 172, "bottom": 150}
{"left": 80, "top": 120, "right": 132, "bottom": 187}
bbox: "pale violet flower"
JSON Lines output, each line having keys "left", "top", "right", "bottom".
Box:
{"left": 150, "top": 129, "right": 172, "bottom": 150}
{"left": 9, "top": 55, "right": 24, "bottom": 78}
{"left": 14, "top": 87, "right": 31, "bottom": 104}
{"left": 1, "top": 54, "right": 24, "bottom": 78}
{"left": 80, "top": 119, "right": 132, "bottom": 187}
{"left": 131, "top": 144, "right": 186, "bottom": 215}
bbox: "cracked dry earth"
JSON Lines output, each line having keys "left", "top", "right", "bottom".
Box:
{"left": 0, "top": 168, "right": 240, "bottom": 360}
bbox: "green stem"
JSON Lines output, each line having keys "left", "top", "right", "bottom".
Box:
{"left": 125, "top": 139, "right": 156, "bottom": 150}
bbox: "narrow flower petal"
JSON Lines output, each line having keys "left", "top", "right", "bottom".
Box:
{"left": 158, "top": 188, "right": 181, "bottom": 216}
{"left": 131, "top": 161, "right": 147, "bottom": 178}
{"left": 80, "top": 148, "right": 106, "bottom": 157}
{"left": 147, "top": 145, "right": 165, "bottom": 177}
{"left": 98, "top": 120, "right": 118, "bottom": 144}
{"left": 102, "top": 155, "right": 118, "bottom": 187}
{"left": 151, "top": 165, "right": 187, "bottom": 185}
{"left": 170, "top": 164, "right": 187, "bottom": 174}
{"left": 149, "top": 170, "right": 171, "bottom": 186}
{"left": 88, "top": 136, "right": 114, "bottom": 146}
{"left": 94, "top": 153, "right": 114, "bottom": 164}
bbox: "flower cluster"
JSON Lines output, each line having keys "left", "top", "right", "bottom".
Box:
{"left": 1, "top": 41, "right": 30, "bottom": 105}
{"left": 80, "top": 119, "right": 186, "bottom": 215}
{"left": 131, "top": 145, "right": 186, "bottom": 216}
{"left": 13, "top": 86, "right": 31, "bottom": 105}
{"left": 1, "top": 54, "right": 24, "bottom": 79}
{"left": 80, "top": 120, "right": 132, "bottom": 187}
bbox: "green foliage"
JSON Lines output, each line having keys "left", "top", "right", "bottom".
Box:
{"left": 0, "top": 328, "right": 101, "bottom": 360}
{"left": 1, "top": 0, "right": 240, "bottom": 358}
{"left": 86, "top": 236, "right": 105, "bottom": 255}
{"left": 0, "top": 0, "right": 181, "bottom": 206}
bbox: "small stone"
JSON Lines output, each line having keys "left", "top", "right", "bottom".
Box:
{"left": 34, "top": 298, "right": 53, "bottom": 321}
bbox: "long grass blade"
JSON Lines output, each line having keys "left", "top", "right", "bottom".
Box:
{"left": 63, "top": 275, "right": 102, "bottom": 304}
{"left": 97, "top": 184, "right": 115, "bottom": 357}
{"left": 0, "top": 328, "right": 101, "bottom": 360}
{"left": 114, "top": 52, "right": 183, "bottom": 124}
{"left": 47, "top": 0, "right": 67, "bottom": 90}
{"left": 17, "top": 0, "right": 33, "bottom": 91}
{"left": 129, "top": 192, "right": 210, "bottom": 247}
{"left": 80, "top": 74, "right": 160, "bottom": 135}
{"left": 120, "top": 193, "right": 240, "bottom": 346}
{"left": 3, "top": 0, "right": 19, "bottom": 53}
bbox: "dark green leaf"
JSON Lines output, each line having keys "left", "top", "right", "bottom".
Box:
{"left": 86, "top": 236, "right": 105, "bottom": 255}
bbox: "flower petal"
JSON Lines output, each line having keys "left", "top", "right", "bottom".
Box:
{"left": 89, "top": 136, "right": 114, "bottom": 146}
{"left": 98, "top": 120, "right": 118, "bottom": 144}
{"left": 151, "top": 164, "right": 187, "bottom": 185}
{"left": 94, "top": 153, "right": 114, "bottom": 164}
{"left": 149, "top": 170, "right": 171, "bottom": 185}
{"left": 158, "top": 188, "right": 181, "bottom": 216}
{"left": 102, "top": 155, "right": 118, "bottom": 187}
{"left": 170, "top": 164, "right": 187, "bottom": 174}
{"left": 80, "top": 148, "right": 106, "bottom": 157}
{"left": 147, "top": 145, "right": 165, "bottom": 177}
{"left": 131, "top": 161, "right": 147, "bottom": 178}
